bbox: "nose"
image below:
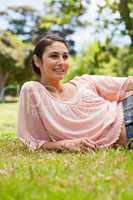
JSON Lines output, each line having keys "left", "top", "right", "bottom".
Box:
{"left": 57, "top": 55, "right": 64, "bottom": 64}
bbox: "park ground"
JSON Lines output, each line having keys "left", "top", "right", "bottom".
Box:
{"left": 0, "top": 103, "right": 133, "bottom": 200}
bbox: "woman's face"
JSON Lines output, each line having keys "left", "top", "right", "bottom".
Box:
{"left": 37, "top": 41, "right": 69, "bottom": 82}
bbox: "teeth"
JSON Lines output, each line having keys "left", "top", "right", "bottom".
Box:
{"left": 54, "top": 68, "right": 64, "bottom": 72}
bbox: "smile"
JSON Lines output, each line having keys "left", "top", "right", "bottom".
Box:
{"left": 53, "top": 68, "right": 65, "bottom": 73}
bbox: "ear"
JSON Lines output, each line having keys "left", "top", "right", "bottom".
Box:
{"left": 33, "top": 55, "right": 41, "bottom": 68}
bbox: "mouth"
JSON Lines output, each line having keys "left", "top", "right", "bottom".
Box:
{"left": 53, "top": 67, "right": 65, "bottom": 74}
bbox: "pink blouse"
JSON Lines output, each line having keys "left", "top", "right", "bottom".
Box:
{"left": 17, "top": 74, "right": 133, "bottom": 150}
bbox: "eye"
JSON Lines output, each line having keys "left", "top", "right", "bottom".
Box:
{"left": 63, "top": 54, "right": 69, "bottom": 60}
{"left": 50, "top": 54, "right": 59, "bottom": 59}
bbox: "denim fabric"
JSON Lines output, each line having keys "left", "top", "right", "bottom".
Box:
{"left": 122, "top": 95, "right": 133, "bottom": 148}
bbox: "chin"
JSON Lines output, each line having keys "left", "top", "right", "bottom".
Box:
{"left": 55, "top": 76, "right": 65, "bottom": 81}
{"left": 53, "top": 73, "right": 66, "bottom": 80}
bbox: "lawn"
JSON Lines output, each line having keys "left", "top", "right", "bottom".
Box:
{"left": 0, "top": 103, "right": 133, "bottom": 200}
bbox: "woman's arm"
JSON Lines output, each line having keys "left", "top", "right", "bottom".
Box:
{"left": 17, "top": 82, "right": 51, "bottom": 150}
{"left": 88, "top": 75, "right": 133, "bottom": 101}
{"left": 42, "top": 140, "right": 68, "bottom": 152}
{"left": 78, "top": 74, "right": 130, "bottom": 101}
{"left": 42, "top": 137, "right": 97, "bottom": 152}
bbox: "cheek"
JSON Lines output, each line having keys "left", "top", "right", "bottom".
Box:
{"left": 42, "top": 58, "right": 55, "bottom": 68}
{"left": 48, "top": 59, "right": 58, "bottom": 66}
{"left": 65, "top": 61, "right": 69, "bottom": 69}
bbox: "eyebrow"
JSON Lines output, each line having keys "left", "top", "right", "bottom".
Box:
{"left": 49, "top": 51, "right": 69, "bottom": 54}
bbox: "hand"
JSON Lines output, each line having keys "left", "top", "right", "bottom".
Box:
{"left": 62, "top": 137, "right": 98, "bottom": 152}
{"left": 80, "top": 137, "right": 99, "bottom": 151}
{"left": 127, "top": 76, "right": 133, "bottom": 92}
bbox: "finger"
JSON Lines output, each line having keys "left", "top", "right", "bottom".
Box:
{"left": 84, "top": 138, "right": 96, "bottom": 144}
{"left": 84, "top": 138, "right": 99, "bottom": 149}
{"left": 82, "top": 139, "right": 96, "bottom": 150}
{"left": 83, "top": 138, "right": 96, "bottom": 146}
{"left": 80, "top": 144, "right": 91, "bottom": 152}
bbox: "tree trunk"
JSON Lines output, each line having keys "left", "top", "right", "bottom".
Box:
{"left": 0, "top": 68, "right": 9, "bottom": 102}
{"left": 0, "top": 68, "right": 9, "bottom": 87}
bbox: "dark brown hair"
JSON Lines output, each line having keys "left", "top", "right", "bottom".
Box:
{"left": 32, "top": 32, "right": 69, "bottom": 76}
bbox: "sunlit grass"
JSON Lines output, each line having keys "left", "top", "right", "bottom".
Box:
{"left": 0, "top": 103, "right": 133, "bottom": 200}
{"left": 0, "top": 102, "right": 17, "bottom": 137}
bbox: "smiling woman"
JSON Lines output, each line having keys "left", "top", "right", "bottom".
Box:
{"left": 32, "top": 34, "right": 69, "bottom": 93}
{"left": 17, "top": 31, "right": 133, "bottom": 152}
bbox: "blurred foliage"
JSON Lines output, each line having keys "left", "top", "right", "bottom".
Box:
{"left": 0, "top": 5, "right": 40, "bottom": 42}
{"left": 65, "top": 39, "right": 133, "bottom": 82}
{"left": 0, "top": 30, "right": 33, "bottom": 87}
{"left": 95, "top": 0, "right": 133, "bottom": 46}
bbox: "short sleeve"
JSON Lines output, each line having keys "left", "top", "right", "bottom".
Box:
{"left": 17, "top": 82, "right": 51, "bottom": 150}
{"left": 79, "top": 74, "right": 131, "bottom": 101}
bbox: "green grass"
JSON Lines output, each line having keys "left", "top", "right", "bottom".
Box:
{"left": 0, "top": 102, "right": 17, "bottom": 136}
{"left": 0, "top": 103, "right": 133, "bottom": 200}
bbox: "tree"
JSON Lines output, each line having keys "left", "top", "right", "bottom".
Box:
{"left": 0, "top": 5, "right": 40, "bottom": 42}
{"left": 95, "top": 0, "right": 133, "bottom": 47}
{"left": 65, "top": 37, "right": 133, "bottom": 82}
{"left": 0, "top": 30, "right": 33, "bottom": 88}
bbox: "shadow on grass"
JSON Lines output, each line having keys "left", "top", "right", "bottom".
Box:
{"left": 0, "top": 100, "right": 18, "bottom": 104}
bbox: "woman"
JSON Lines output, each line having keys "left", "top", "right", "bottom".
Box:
{"left": 17, "top": 32, "right": 133, "bottom": 152}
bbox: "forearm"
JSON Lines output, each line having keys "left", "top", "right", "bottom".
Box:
{"left": 41, "top": 137, "right": 97, "bottom": 152}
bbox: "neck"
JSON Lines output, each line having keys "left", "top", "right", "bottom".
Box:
{"left": 40, "top": 77, "right": 63, "bottom": 93}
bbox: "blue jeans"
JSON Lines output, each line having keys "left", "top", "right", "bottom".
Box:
{"left": 122, "top": 95, "right": 133, "bottom": 149}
